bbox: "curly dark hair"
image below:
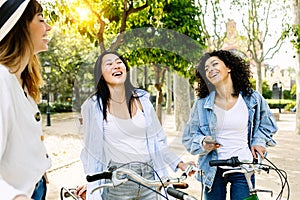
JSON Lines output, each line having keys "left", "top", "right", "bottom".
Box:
{"left": 195, "top": 50, "right": 253, "bottom": 98}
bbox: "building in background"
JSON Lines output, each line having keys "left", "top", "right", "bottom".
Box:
{"left": 222, "top": 19, "right": 294, "bottom": 95}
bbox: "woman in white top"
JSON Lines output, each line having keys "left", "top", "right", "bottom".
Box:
{"left": 77, "top": 51, "right": 194, "bottom": 200}
{"left": 182, "top": 50, "right": 277, "bottom": 200}
{"left": 0, "top": 1, "right": 52, "bottom": 200}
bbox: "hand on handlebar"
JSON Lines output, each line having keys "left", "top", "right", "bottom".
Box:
{"left": 251, "top": 145, "right": 266, "bottom": 159}
{"left": 74, "top": 185, "right": 87, "bottom": 200}
{"left": 177, "top": 161, "right": 196, "bottom": 176}
{"left": 85, "top": 163, "right": 198, "bottom": 199}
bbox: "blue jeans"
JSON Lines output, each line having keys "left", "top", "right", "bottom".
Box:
{"left": 105, "top": 161, "right": 158, "bottom": 200}
{"left": 31, "top": 176, "right": 47, "bottom": 200}
{"left": 204, "top": 167, "right": 255, "bottom": 200}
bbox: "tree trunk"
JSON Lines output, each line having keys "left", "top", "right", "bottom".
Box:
{"left": 256, "top": 61, "right": 263, "bottom": 94}
{"left": 294, "top": 0, "right": 300, "bottom": 134}
{"left": 130, "top": 67, "right": 138, "bottom": 87}
{"left": 173, "top": 73, "right": 191, "bottom": 131}
{"left": 144, "top": 66, "right": 149, "bottom": 91}
{"left": 296, "top": 55, "right": 300, "bottom": 134}
{"left": 153, "top": 64, "right": 166, "bottom": 123}
{"left": 155, "top": 84, "right": 163, "bottom": 124}
{"left": 166, "top": 70, "right": 172, "bottom": 114}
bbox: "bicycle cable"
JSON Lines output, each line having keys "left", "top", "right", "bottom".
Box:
{"left": 240, "top": 158, "right": 290, "bottom": 200}
{"left": 116, "top": 161, "right": 170, "bottom": 199}
{"left": 264, "top": 157, "right": 290, "bottom": 200}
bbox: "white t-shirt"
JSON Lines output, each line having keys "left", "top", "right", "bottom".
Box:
{"left": 214, "top": 94, "right": 253, "bottom": 163}
{"left": 0, "top": 65, "right": 51, "bottom": 199}
{"left": 103, "top": 106, "right": 150, "bottom": 164}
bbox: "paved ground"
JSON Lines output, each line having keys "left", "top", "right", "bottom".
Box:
{"left": 43, "top": 111, "right": 299, "bottom": 200}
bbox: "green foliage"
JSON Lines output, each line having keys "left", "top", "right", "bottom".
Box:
{"left": 39, "top": 28, "right": 98, "bottom": 110}
{"left": 42, "top": 0, "right": 206, "bottom": 93}
{"left": 38, "top": 102, "right": 72, "bottom": 113}
{"left": 285, "top": 101, "right": 296, "bottom": 111}
{"left": 263, "top": 90, "right": 273, "bottom": 99}
{"left": 266, "top": 99, "right": 295, "bottom": 110}
{"left": 291, "top": 84, "right": 296, "bottom": 98}
{"left": 52, "top": 102, "right": 73, "bottom": 112}
{"left": 118, "top": 27, "right": 204, "bottom": 79}
{"left": 291, "top": 24, "right": 300, "bottom": 54}
{"left": 118, "top": 0, "right": 205, "bottom": 83}
{"left": 283, "top": 90, "right": 291, "bottom": 99}
{"left": 250, "top": 78, "right": 272, "bottom": 99}
{"left": 250, "top": 78, "right": 256, "bottom": 89}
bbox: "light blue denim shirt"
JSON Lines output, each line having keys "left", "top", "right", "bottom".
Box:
{"left": 182, "top": 90, "right": 277, "bottom": 189}
{"left": 80, "top": 89, "right": 181, "bottom": 200}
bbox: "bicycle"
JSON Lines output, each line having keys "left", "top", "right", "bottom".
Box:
{"left": 60, "top": 162, "right": 198, "bottom": 200}
{"left": 209, "top": 154, "right": 290, "bottom": 200}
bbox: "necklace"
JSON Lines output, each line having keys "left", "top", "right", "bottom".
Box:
{"left": 110, "top": 97, "right": 126, "bottom": 104}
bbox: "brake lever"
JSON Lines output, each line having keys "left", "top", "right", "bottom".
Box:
{"left": 111, "top": 170, "right": 129, "bottom": 186}
{"left": 90, "top": 183, "right": 114, "bottom": 194}
{"left": 181, "top": 164, "right": 197, "bottom": 178}
{"left": 90, "top": 170, "right": 128, "bottom": 194}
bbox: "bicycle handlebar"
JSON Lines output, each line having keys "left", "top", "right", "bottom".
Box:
{"left": 209, "top": 156, "right": 242, "bottom": 167}
{"left": 86, "top": 171, "right": 112, "bottom": 182}
{"left": 166, "top": 187, "right": 197, "bottom": 200}
{"left": 208, "top": 156, "right": 289, "bottom": 200}
{"left": 86, "top": 163, "right": 197, "bottom": 200}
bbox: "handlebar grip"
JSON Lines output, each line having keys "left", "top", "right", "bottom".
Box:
{"left": 209, "top": 156, "right": 241, "bottom": 167}
{"left": 86, "top": 171, "right": 112, "bottom": 182}
{"left": 167, "top": 187, "right": 188, "bottom": 200}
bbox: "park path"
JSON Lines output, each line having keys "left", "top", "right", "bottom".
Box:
{"left": 43, "top": 111, "right": 299, "bottom": 200}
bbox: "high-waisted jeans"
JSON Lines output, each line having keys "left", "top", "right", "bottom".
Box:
{"left": 105, "top": 160, "right": 158, "bottom": 200}
{"left": 31, "top": 175, "right": 47, "bottom": 200}
{"left": 204, "top": 167, "right": 255, "bottom": 200}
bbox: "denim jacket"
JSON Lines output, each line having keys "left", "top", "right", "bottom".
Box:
{"left": 182, "top": 91, "right": 277, "bottom": 189}
{"left": 80, "top": 89, "right": 181, "bottom": 200}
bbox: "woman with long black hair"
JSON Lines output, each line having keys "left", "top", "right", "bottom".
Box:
{"left": 79, "top": 51, "right": 193, "bottom": 200}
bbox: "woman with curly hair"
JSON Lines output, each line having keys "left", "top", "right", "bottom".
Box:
{"left": 182, "top": 50, "right": 278, "bottom": 200}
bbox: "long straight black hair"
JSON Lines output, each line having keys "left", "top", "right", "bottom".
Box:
{"left": 93, "top": 51, "right": 136, "bottom": 120}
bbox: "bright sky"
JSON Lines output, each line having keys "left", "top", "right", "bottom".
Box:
{"left": 220, "top": 0, "right": 297, "bottom": 69}
{"left": 267, "top": 41, "right": 297, "bottom": 68}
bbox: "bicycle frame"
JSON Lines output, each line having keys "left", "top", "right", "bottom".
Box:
{"left": 243, "top": 194, "right": 259, "bottom": 200}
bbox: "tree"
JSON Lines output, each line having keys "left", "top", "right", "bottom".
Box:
{"left": 39, "top": 29, "right": 98, "bottom": 111}
{"left": 149, "top": 0, "right": 205, "bottom": 123}
{"left": 231, "top": 0, "right": 290, "bottom": 93}
{"left": 42, "top": 0, "right": 206, "bottom": 124}
{"left": 291, "top": 0, "right": 300, "bottom": 134}
{"left": 196, "top": 0, "right": 227, "bottom": 51}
